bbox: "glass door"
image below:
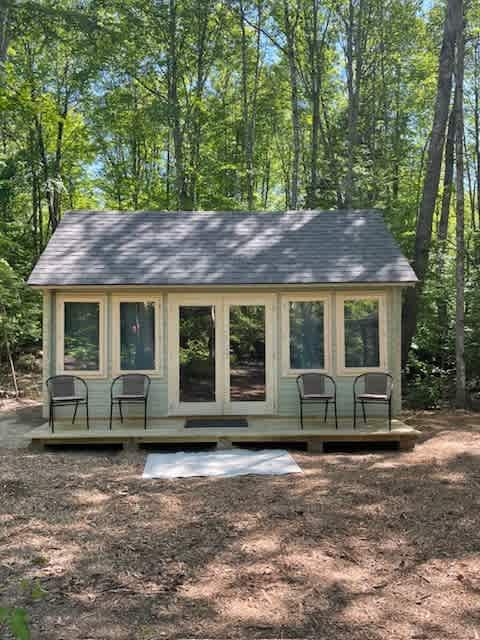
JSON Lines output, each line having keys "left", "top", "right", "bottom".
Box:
{"left": 168, "top": 294, "right": 275, "bottom": 416}
{"left": 168, "top": 296, "right": 223, "bottom": 415}
{"left": 224, "top": 296, "right": 274, "bottom": 415}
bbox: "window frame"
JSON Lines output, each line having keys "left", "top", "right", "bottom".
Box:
{"left": 281, "top": 293, "right": 331, "bottom": 377}
{"left": 336, "top": 292, "right": 387, "bottom": 375}
{"left": 112, "top": 294, "right": 163, "bottom": 377}
{"left": 56, "top": 294, "right": 106, "bottom": 378}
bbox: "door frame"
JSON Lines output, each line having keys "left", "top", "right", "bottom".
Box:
{"left": 167, "top": 293, "right": 276, "bottom": 416}
{"left": 168, "top": 294, "right": 224, "bottom": 415}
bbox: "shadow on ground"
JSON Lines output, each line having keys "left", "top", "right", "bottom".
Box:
{"left": 0, "top": 411, "right": 479, "bottom": 639}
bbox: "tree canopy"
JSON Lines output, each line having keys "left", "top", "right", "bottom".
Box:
{"left": 1, "top": 0, "right": 480, "bottom": 406}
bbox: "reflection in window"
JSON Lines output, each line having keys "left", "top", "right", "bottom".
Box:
{"left": 64, "top": 302, "right": 100, "bottom": 370}
{"left": 120, "top": 302, "right": 155, "bottom": 370}
{"left": 344, "top": 299, "right": 379, "bottom": 367}
{"left": 179, "top": 306, "right": 215, "bottom": 402}
{"left": 230, "top": 305, "right": 266, "bottom": 401}
{"left": 289, "top": 301, "right": 324, "bottom": 370}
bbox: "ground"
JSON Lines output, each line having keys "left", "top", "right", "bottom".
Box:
{"left": 1, "top": 406, "right": 479, "bottom": 639}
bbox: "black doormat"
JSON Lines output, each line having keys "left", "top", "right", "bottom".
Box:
{"left": 184, "top": 418, "right": 248, "bottom": 429}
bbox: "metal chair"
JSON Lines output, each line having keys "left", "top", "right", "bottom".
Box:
{"left": 109, "top": 374, "right": 151, "bottom": 430}
{"left": 353, "top": 372, "right": 393, "bottom": 430}
{"left": 296, "top": 373, "right": 338, "bottom": 430}
{"left": 46, "top": 375, "right": 89, "bottom": 433}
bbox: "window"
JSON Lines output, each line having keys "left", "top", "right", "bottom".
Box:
{"left": 56, "top": 296, "right": 105, "bottom": 376}
{"left": 282, "top": 295, "right": 330, "bottom": 374}
{"left": 112, "top": 297, "right": 162, "bottom": 375}
{"left": 337, "top": 294, "right": 386, "bottom": 373}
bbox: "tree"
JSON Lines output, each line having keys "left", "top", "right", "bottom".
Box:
{"left": 455, "top": 0, "right": 465, "bottom": 408}
{"left": 402, "top": 0, "right": 463, "bottom": 365}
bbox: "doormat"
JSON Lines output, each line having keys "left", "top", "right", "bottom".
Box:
{"left": 143, "top": 449, "right": 302, "bottom": 478}
{"left": 184, "top": 417, "right": 248, "bottom": 429}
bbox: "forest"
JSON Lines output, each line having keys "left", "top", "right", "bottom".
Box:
{"left": 0, "top": 0, "right": 478, "bottom": 408}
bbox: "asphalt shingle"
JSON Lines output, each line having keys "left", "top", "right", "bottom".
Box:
{"left": 27, "top": 209, "right": 417, "bottom": 286}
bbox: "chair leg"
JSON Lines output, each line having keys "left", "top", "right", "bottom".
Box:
{"left": 72, "top": 401, "right": 79, "bottom": 425}
{"left": 119, "top": 401, "right": 123, "bottom": 423}
{"left": 324, "top": 400, "right": 328, "bottom": 423}
{"left": 300, "top": 401, "right": 303, "bottom": 430}
{"left": 86, "top": 402, "right": 90, "bottom": 430}
{"left": 51, "top": 403, "right": 55, "bottom": 434}
{"left": 49, "top": 402, "right": 54, "bottom": 433}
{"left": 388, "top": 399, "right": 392, "bottom": 431}
{"left": 361, "top": 400, "right": 367, "bottom": 424}
{"left": 334, "top": 399, "right": 338, "bottom": 430}
{"left": 353, "top": 398, "right": 356, "bottom": 430}
{"left": 109, "top": 400, "right": 113, "bottom": 431}
{"left": 144, "top": 399, "right": 147, "bottom": 430}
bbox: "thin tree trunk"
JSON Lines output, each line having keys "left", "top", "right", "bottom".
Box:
{"left": 474, "top": 39, "right": 480, "bottom": 230}
{"left": 344, "top": 0, "right": 363, "bottom": 208}
{"left": 0, "top": 0, "right": 10, "bottom": 70}
{"left": 455, "top": 4, "right": 465, "bottom": 408}
{"left": 167, "top": 0, "right": 187, "bottom": 210}
{"left": 438, "top": 89, "right": 457, "bottom": 243}
{"left": 283, "top": 0, "right": 300, "bottom": 209}
{"left": 402, "top": 0, "right": 462, "bottom": 365}
{"left": 1, "top": 305, "right": 18, "bottom": 398}
{"left": 239, "top": 0, "right": 261, "bottom": 210}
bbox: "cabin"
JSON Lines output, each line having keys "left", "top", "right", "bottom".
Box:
{"left": 27, "top": 209, "right": 420, "bottom": 451}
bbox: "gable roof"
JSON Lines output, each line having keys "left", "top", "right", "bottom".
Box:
{"left": 27, "top": 209, "right": 417, "bottom": 287}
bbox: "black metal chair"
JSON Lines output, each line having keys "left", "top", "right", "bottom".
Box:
{"left": 109, "top": 374, "right": 151, "bottom": 430}
{"left": 353, "top": 372, "right": 393, "bottom": 430}
{"left": 296, "top": 373, "right": 338, "bottom": 430}
{"left": 46, "top": 375, "right": 89, "bottom": 433}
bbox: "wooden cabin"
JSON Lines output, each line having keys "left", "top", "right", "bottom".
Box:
{"left": 27, "top": 209, "right": 419, "bottom": 450}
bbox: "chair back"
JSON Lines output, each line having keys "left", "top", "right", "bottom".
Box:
{"left": 297, "top": 372, "right": 333, "bottom": 398}
{"left": 123, "top": 374, "right": 148, "bottom": 396}
{"left": 47, "top": 375, "right": 88, "bottom": 399}
{"left": 111, "top": 374, "right": 151, "bottom": 397}
{"left": 357, "top": 372, "right": 393, "bottom": 397}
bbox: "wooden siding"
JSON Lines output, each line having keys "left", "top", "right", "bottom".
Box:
{"left": 44, "top": 286, "right": 403, "bottom": 419}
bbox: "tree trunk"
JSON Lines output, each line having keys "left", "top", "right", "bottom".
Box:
{"left": 455, "top": 3, "right": 465, "bottom": 408}
{"left": 0, "top": 0, "right": 10, "bottom": 69}
{"left": 474, "top": 38, "right": 480, "bottom": 230}
{"left": 344, "top": 0, "right": 364, "bottom": 208}
{"left": 239, "top": 0, "right": 262, "bottom": 210}
{"left": 402, "top": 0, "right": 462, "bottom": 365}
{"left": 438, "top": 89, "right": 457, "bottom": 243}
{"left": 167, "top": 0, "right": 187, "bottom": 210}
{"left": 283, "top": 0, "right": 300, "bottom": 209}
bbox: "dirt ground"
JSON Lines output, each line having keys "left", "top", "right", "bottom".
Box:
{"left": 1, "top": 410, "right": 479, "bottom": 639}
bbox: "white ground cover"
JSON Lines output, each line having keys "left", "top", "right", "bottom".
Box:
{"left": 142, "top": 448, "right": 303, "bottom": 479}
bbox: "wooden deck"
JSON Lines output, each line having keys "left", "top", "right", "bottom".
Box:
{"left": 28, "top": 417, "right": 419, "bottom": 452}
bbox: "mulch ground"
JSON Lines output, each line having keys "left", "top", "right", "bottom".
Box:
{"left": 1, "top": 410, "right": 480, "bottom": 639}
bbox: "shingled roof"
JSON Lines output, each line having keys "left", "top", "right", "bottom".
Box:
{"left": 27, "top": 209, "right": 417, "bottom": 286}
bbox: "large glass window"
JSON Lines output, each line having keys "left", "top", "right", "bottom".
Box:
{"left": 179, "top": 306, "right": 216, "bottom": 402}
{"left": 289, "top": 301, "right": 325, "bottom": 370}
{"left": 120, "top": 302, "right": 156, "bottom": 371}
{"left": 64, "top": 302, "right": 100, "bottom": 371}
{"left": 343, "top": 299, "right": 380, "bottom": 368}
{"left": 229, "top": 305, "right": 266, "bottom": 402}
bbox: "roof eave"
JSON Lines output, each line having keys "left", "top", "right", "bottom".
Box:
{"left": 28, "top": 280, "right": 418, "bottom": 289}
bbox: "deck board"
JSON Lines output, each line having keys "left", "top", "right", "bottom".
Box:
{"left": 28, "top": 417, "right": 419, "bottom": 449}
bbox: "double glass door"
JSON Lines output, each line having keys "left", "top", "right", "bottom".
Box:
{"left": 168, "top": 295, "right": 275, "bottom": 415}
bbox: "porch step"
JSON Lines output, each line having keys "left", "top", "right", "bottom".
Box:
{"left": 184, "top": 417, "right": 248, "bottom": 429}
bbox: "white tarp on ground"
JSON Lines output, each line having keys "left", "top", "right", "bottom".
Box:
{"left": 142, "top": 448, "right": 303, "bottom": 479}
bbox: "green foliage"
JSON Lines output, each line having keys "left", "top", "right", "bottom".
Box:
{"left": 1, "top": 0, "right": 480, "bottom": 406}
{"left": 0, "top": 606, "right": 30, "bottom": 640}
{"left": 0, "top": 259, "right": 41, "bottom": 352}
